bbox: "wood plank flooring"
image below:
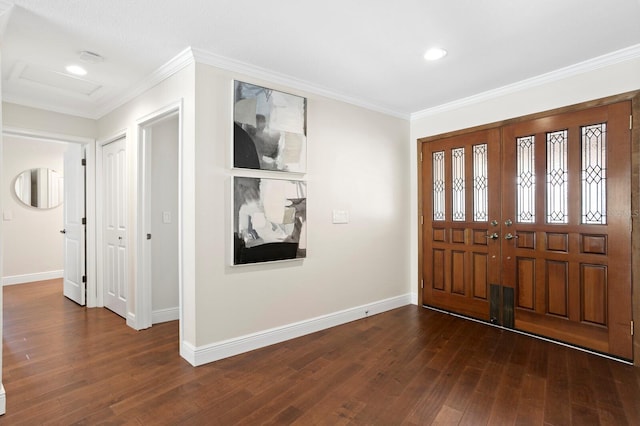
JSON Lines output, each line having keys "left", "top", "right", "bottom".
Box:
{"left": 2, "top": 279, "right": 639, "bottom": 425}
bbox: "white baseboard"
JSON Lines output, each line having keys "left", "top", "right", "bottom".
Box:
{"left": 0, "top": 383, "right": 6, "bottom": 415}
{"left": 181, "top": 293, "right": 412, "bottom": 367}
{"left": 2, "top": 270, "right": 64, "bottom": 286}
{"left": 411, "top": 292, "right": 419, "bottom": 305}
{"left": 152, "top": 307, "right": 179, "bottom": 324}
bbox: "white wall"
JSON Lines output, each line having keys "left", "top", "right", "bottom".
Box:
{"left": 96, "top": 59, "right": 411, "bottom": 363}
{"left": 150, "top": 115, "right": 179, "bottom": 320}
{"left": 1, "top": 135, "right": 67, "bottom": 282}
{"left": 192, "top": 63, "right": 411, "bottom": 348}
{"left": 409, "top": 56, "right": 640, "bottom": 304}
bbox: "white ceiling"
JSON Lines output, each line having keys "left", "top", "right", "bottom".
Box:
{"left": 1, "top": 0, "right": 640, "bottom": 120}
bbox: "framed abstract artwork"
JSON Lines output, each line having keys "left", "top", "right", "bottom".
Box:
{"left": 233, "top": 80, "right": 307, "bottom": 173}
{"left": 233, "top": 176, "right": 307, "bottom": 265}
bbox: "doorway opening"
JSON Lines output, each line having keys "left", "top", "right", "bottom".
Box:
{"left": 136, "top": 103, "right": 182, "bottom": 331}
{"left": 1, "top": 128, "right": 95, "bottom": 302}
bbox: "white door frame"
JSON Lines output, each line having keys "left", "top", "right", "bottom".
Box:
{"left": 136, "top": 101, "right": 183, "bottom": 331}
{"left": 1, "top": 127, "right": 97, "bottom": 305}
{"left": 95, "top": 130, "right": 127, "bottom": 315}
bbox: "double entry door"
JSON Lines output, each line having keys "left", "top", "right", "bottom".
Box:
{"left": 421, "top": 101, "right": 633, "bottom": 360}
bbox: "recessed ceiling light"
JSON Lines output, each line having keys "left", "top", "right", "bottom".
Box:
{"left": 66, "top": 64, "right": 87, "bottom": 76}
{"left": 424, "top": 47, "right": 448, "bottom": 61}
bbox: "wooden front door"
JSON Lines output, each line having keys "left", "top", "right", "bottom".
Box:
{"left": 421, "top": 128, "right": 501, "bottom": 320}
{"left": 422, "top": 101, "right": 633, "bottom": 360}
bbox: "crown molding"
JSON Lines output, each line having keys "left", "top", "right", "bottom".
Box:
{"left": 93, "top": 47, "right": 195, "bottom": 119}
{"left": 411, "top": 43, "right": 640, "bottom": 121}
{"left": 191, "top": 47, "right": 410, "bottom": 120}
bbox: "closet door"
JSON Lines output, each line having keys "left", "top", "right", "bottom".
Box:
{"left": 502, "top": 102, "right": 633, "bottom": 359}
{"left": 421, "top": 129, "right": 501, "bottom": 320}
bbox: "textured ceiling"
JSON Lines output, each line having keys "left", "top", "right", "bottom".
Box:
{"left": 2, "top": 0, "right": 640, "bottom": 119}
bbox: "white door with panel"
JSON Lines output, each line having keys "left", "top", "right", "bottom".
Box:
{"left": 102, "top": 138, "right": 128, "bottom": 318}
{"left": 63, "top": 143, "right": 86, "bottom": 305}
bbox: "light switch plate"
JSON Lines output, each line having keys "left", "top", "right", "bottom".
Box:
{"left": 332, "top": 209, "right": 349, "bottom": 224}
{"left": 162, "top": 211, "right": 171, "bottom": 224}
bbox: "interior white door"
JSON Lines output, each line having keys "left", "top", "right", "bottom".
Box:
{"left": 63, "top": 144, "right": 86, "bottom": 305}
{"left": 102, "top": 138, "right": 128, "bottom": 318}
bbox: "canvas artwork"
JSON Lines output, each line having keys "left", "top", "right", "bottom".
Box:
{"left": 233, "top": 81, "right": 307, "bottom": 173}
{"left": 233, "top": 176, "right": 307, "bottom": 265}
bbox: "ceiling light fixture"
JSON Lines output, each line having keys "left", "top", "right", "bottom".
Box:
{"left": 65, "top": 64, "right": 88, "bottom": 76}
{"left": 424, "top": 47, "right": 448, "bottom": 61}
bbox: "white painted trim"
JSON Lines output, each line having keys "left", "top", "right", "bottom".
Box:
{"left": 181, "top": 294, "right": 412, "bottom": 367}
{"left": 0, "top": 384, "right": 5, "bottom": 415}
{"left": 95, "top": 49, "right": 194, "bottom": 119}
{"left": 135, "top": 102, "right": 183, "bottom": 332}
{"left": 411, "top": 43, "right": 640, "bottom": 120}
{"left": 2, "top": 270, "right": 64, "bottom": 286}
{"left": 411, "top": 292, "right": 418, "bottom": 305}
{"left": 191, "top": 47, "right": 409, "bottom": 120}
{"left": 152, "top": 307, "right": 179, "bottom": 324}
{"left": 3, "top": 126, "right": 93, "bottom": 145}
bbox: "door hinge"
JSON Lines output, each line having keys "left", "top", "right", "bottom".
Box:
{"left": 81, "top": 158, "right": 86, "bottom": 166}
{"left": 421, "top": 279, "right": 424, "bottom": 289}
{"left": 82, "top": 275, "right": 86, "bottom": 283}
{"left": 630, "top": 115, "right": 633, "bottom": 130}
{"left": 421, "top": 215, "right": 424, "bottom": 225}
{"left": 632, "top": 320, "right": 635, "bottom": 336}
{"left": 82, "top": 217, "right": 86, "bottom": 225}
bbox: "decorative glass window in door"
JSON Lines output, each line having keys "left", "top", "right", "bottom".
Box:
{"left": 452, "top": 147, "right": 465, "bottom": 221}
{"left": 546, "top": 130, "right": 569, "bottom": 224}
{"left": 433, "top": 151, "right": 445, "bottom": 221}
{"left": 516, "top": 136, "right": 536, "bottom": 223}
{"left": 581, "top": 123, "right": 607, "bottom": 225}
{"left": 473, "top": 144, "right": 488, "bottom": 222}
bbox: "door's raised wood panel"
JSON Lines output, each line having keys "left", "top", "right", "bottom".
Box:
{"left": 516, "top": 258, "right": 535, "bottom": 310}
{"left": 451, "top": 251, "right": 466, "bottom": 295}
{"left": 581, "top": 264, "right": 607, "bottom": 326}
{"left": 472, "top": 253, "right": 488, "bottom": 299}
{"left": 433, "top": 249, "right": 445, "bottom": 290}
{"left": 451, "top": 228, "right": 465, "bottom": 244}
{"left": 546, "top": 261, "right": 568, "bottom": 318}
{"left": 547, "top": 233, "right": 568, "bottom": 252}
{"left": 516, "top": 231, "right": 536, "bottom": 249}
{"left": 433, "top": 228, "right": 446, "bottom": 242}
{"left": 581, "top": 234, "right": 607, "bottom": 255}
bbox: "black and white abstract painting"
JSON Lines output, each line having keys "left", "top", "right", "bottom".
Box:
{"left": 233, "top": 176, "right": 307, "bottom": 265}
{"left": 233, "top": 81, "right": 307, "bottom": 173}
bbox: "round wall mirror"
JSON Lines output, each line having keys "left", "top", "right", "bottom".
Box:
{"left": 14, "top": 168, "right": 64, "bottom": 209}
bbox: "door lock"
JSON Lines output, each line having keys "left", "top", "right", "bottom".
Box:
{"left": 504, "top": 219, "right": 513, "bottom": 226}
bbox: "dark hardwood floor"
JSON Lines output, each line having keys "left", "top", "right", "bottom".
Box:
{"left": 2, "top": 279, "right": 639, "bottom": 425}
